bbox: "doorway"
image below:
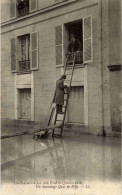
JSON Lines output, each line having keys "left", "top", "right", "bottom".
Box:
{"left": 67, "top": 86, "right": 84, "bottom": 123}
{"left": 19, "top": 88, "right": 31, "bottom": 120}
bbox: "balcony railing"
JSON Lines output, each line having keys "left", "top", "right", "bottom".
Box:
{"left": 66, "top": 51, "right": 83, "bottom": 66}
{"left": 19, "top": 60, "right": 30, "bottom": 72}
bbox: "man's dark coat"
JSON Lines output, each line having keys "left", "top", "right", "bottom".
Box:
{"left": 53, "top": 79, "right": 67, "bottom": 105}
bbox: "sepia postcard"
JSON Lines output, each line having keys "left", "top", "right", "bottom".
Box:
{"left": 1, "top": 0, "right": 121, "bottom": 195}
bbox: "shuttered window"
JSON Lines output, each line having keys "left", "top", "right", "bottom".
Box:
{"left": 30, "top": 0, "right": 37, "bottom": 13}
{"left": 30, "top": 32, "right": 38, "bottom": 70}
{"left": 55, "top": 25, "right": 63, "bottom": 65}
{"left": 10, "top": 0, "right": 16, "bottom": 19}
{"left": 11, "top": 38, "right": 17, "bottom": 72}
{"left": 83, "top": 16, "right": 93, "bottom": 64}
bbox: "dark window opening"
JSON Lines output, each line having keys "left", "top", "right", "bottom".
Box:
{"left": 65, "top": 21, "right": 83, "bottom": 66}
{"left": 17, "top": 0, "right": 29, "bottom": 17}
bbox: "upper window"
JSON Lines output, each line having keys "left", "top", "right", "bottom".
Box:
{"left": 18, "top": 34, "right": 30, "bottom": 72}
{"left": 17, "top": 0, "right": 29, "bottom": 17}
{"left": 11, "top": 32, "right": 38, "bottom": 73}
{"left": 10, "top": 0, "right": 37, "bottom": 19}
{"left": 55, "top": 16, "right": 93, "bottom": 67}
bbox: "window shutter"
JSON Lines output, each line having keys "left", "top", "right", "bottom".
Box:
{"left": 55, "top": 25, "right": 63, "bottom": 65}
{"left": 30, "top": 0, "right": 37, "bottom": 13}
{"left": 83, "top": 16, "right": 93, "bottom": 64}
{"left": 11, "top": 38, "right": 17, "bottom": 72}
{"left": 10, "top": 0, "right": 16, "bottom": 19}
{"left": 30, "top": 32, "right": 38, "bottom": 70}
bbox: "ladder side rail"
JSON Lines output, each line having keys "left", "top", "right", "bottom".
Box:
{"left": 61, "top": 55, "right": 76, "bottom": 129}
{"left": 47, "top": 106, "right": 55, "bottom": 126}
{"left": 52, "top": 113, "right": 58, "bottom": 136}
{"left": 52, "top": 53, "right": 74, "bottom": 137}
{"left": 64, "top": 54, "right": 69, "bottom": 75}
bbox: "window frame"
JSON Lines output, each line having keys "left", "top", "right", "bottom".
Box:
{"left": 10, "top": 0, "right": 38, "bottom": 19}
{"left": 58, "top": 16, "right": 93, "bottom": 68}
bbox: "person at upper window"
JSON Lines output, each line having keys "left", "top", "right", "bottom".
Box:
{"left": 68, "top": 33, "right": 82, "bottom": 53}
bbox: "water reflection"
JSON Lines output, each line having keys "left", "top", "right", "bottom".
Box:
{"left": 1, "top": 134, "right": 121, "bottom": 184}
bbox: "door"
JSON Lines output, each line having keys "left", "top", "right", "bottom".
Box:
{"left": 19, "top": 88, "right": 31, "bottom": 120}
{"left": 68, "top": 86, "right": 84, "bottom": 123}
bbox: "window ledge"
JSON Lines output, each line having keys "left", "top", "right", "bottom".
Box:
{"left": 67, "top": 63, "right": 85, "bottom": 68}
{"left": 56, "top": 63, "right": 85, "bottom": 69}
{"left": 17, "top": 71, "right": 31, "bottom": 75}
{"left": 107, "top": 64, "right": 122, "bottom": 71}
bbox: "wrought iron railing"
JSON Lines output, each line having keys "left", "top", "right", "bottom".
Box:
{"left": 19, "top": 60, "right": 30, "bottom": 72}
{"left": 66, "top": 51, "right": 83, "bottom": 66}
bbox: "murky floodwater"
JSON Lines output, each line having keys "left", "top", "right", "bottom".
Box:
{"left": 1, "top": 133, "right": 121, "bottom": 184}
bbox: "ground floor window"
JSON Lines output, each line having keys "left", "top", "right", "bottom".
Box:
{"left": 67, "top": 86, "right": 84, "bottom": 124}
{"left": 18, "top": 88, "right": 31, "bottom": 120}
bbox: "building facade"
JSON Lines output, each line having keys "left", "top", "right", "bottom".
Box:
{"left": 1, "top": 0, "right": 121, "bottom": 136}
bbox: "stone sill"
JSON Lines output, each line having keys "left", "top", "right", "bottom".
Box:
{"left": 107, "top": 64, "right": 122, "bottom": 71}
{"left": 56, "top": 64, "right": 85, "bottom": 69}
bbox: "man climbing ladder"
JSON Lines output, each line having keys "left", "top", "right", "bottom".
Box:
{"left": 53, "top": 75, "right": 68, "bottom": 115}
{"left": 33, "top": 54, "right": 76, "bottom": 139}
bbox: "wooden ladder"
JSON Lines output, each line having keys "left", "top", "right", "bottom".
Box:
{"left": 51, "top": 54, "right": 76, "bottom": 137}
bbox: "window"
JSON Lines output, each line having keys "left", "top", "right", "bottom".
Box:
{"left": 18, "top": 34, "right": 30, "bottom": 72}
{"left": 18, "top": 88, "right": 31, "bottom": 120}
{"left": 17, "top": 0, "right": 29, "bottom": 17}
{"left": 10, "top": 0, "right": 37, "bottom": 19}
{"left": 67, "top": 86, "right": 84, "bottom": 123}
{"left": 11, "top": 32, "right": 38, "bottom": 73}
{"left": 66, "top": 21, "right": 83, "bottom": 66}
{"left": 55, "top": 16, "right": 93, "bottom": 67}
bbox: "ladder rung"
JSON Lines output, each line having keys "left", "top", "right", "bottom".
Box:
{"left": 56, "top": 119, "right": 63, "bottom": 121}
{"left": 52, "top": 134, "right": 61, "bottom": 137}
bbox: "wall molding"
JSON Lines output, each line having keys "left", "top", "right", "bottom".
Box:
{"left": 107, "top": 64, "right": 122, "bottom": 71}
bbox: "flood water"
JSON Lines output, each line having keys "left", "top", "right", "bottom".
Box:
{"left": 1, "top": 132, "right": 121, "bottom": 185}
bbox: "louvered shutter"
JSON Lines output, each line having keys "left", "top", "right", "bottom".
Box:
{"left": 30, "top": 0, "right": 37, "bottom": 12}
{"left": 55, "top": 26, "right": 63, "bottom": 65}
{"left": 30, "top": 32, "right": 38, "bottom": 70}
{"left": 11, "top": 38, "right": 17, "bottom": 72}
{"left": 10, "top": 0, "right": 16, "bottom": 19}
{"left": 83, "top": 16, "right": 93, "bottom": 64}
